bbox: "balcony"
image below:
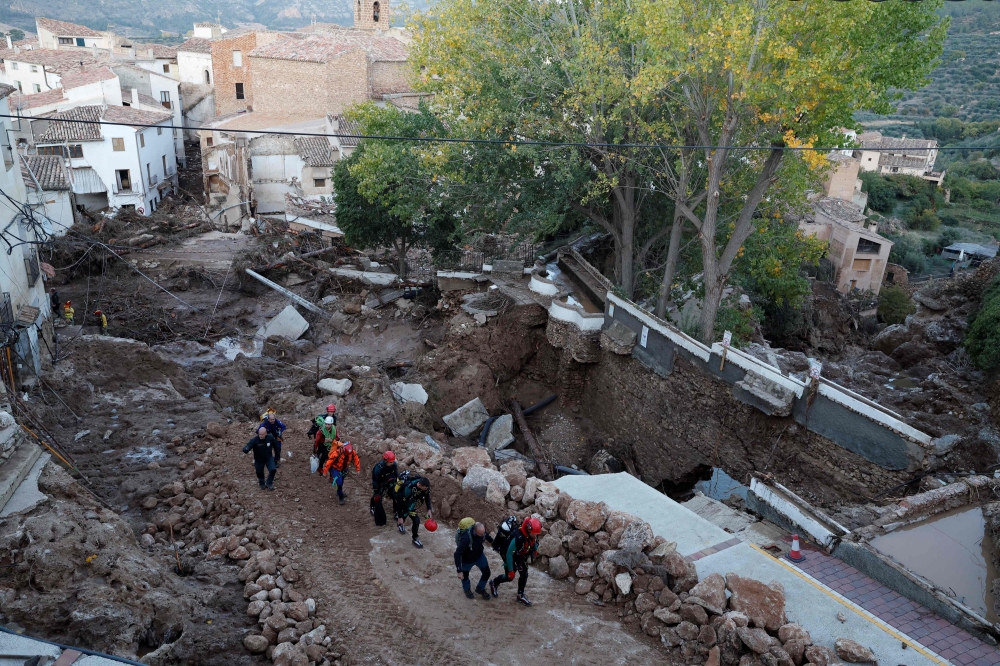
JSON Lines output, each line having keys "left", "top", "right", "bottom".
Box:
{"left": 0, "top": 293, "right": 12, "bottom": 327}
{"left": 24, "top": 252, "right": 40, "bottom": 287}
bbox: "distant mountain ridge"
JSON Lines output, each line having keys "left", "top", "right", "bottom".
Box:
{"left": 0, "top": 0, "right": 417, "bottom": 38}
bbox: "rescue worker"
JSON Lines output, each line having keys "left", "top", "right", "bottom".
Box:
{"left": 371, "top": 451, "right": 398, "bottom": 499}
{"left": 307, "top": 404, "right": 337, "bottom": 440}
{"left": 258, "top": 409, "right": 286, "bottom": 467}
{"left": 242, "top": 426, "right": 278, "bottom": 490}
{"left": 322, "top": 440, "right": 360, "bottom": 504}
{"left": 94, "top": 310, "right": 108, "bottom": 335}
{"left": 490, "top": 516, "right": 541, "bottom": 606}
{"left": 454, "top": 520, "right": 493, "bottom": 600}
{"left": 49, "top": 288, "right": 60, "bottom": 315}
{"left": 63, "top": 301, "right": 74, "bottom": 325}
{"left": 312, "top": 415, "right": 337, "bottom": 472}
{"left": 394, "top": 475, "right": 432, "bottom": 548}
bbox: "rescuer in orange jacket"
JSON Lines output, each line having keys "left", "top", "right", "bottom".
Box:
{"left": 322, "top": 440, "right": 360, "bottom": 505}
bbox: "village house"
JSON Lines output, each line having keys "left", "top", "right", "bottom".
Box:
{"left": 799, "top": 196, "right": 893, "bottom": 295}
{"left": 854, "top": 131, "right": 945, "bottom": 186}
{"left": 34, "top": 18, "right": 109, "bottom": 50}
{"left": 0, "top": 83, "right": 53, "bottom": 377}
{"left": 112, "top": 64, "right": 184, "bottom": 165}
{"left": 20, "top": 154, "right": 74, "bottom": 237}
{"left": 210, "top": 29, "right": 289, "bottom": 116}
{"left": 176, "top": 35, "right": 216, "bottom": 140}
{"left": 22, "top": 104, "right": 176, "bottom": 215}
{"left": 0, "top": 48, "right": 107, "bottom": 94}
{"left": 822, "top": 152, "right": 868, "bottom": 210}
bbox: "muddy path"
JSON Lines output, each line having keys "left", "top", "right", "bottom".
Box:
{"left": 218, "top": 423, "right": 661, "bottom": 666}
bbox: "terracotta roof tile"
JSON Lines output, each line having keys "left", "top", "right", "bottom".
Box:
{"left": 0, "top": 83, "right": 15, "bottom": 100}
{"left": 21, "top": 154, "right": 70, "bottom": 191}
{"left": 177, "top": 37, "right": 212, "bottom": 54}
{"left": 9, "top": 88, "right": 64, "bottom": 111}
{"left": 102, "top": 105, "right": 172, "bottom": 128}
{"left": 333, "top": 116, "right": 363, "bottom": 147}
{"left": 130, "top": 42, "right": 178, "bottom": 59}
{"left": 34, "top": 105, "right": 103, "bottom": 142}
{"left": 59, "top": 65, "right": 117, "bottom": 89}
{"left": 36, "top": 17, "right": 103, "bottom": 38}
{"left": 294, "top": 137, "right": 337, "bottom": 167}
{"left": 6, "top": 48, "right": 106, "bottom": 75}
{"left": 248, "top": 33, "right": 407, "bottom": 63}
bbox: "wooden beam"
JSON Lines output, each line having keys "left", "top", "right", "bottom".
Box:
{"left": 511, "top": 400, "right": 553, "bottom": 481}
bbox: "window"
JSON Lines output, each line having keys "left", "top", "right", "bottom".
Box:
{"left": 112, "top": 137, "right": 125, "bottom": 151}
{"left": 160, "top": 90, "right": 171, "bottom": 109}
{"left": 32, "top": 83, "right": 40, "bottom": 93}
{"left": 856, "top": 238, "right": 882, "bottom": 255}
{"left": 147, "top": 163, "right": 152, "bottom": 184}
{"left": 58, "top": 37, "right": 73, "bottom": 45}
{"left": 205, "top": 70, "right": 211, "bottom": 84}
{"left": 29, "top": 65, "right": 37, "bottom": 73}
{"left": 38, "top": 146, "right": 68, "bottom": 157}
{"left": 13, "top": 81, "right": 20, "bottom": 92}
{"left": 116, "top": 169, "right": 132, "bottom": 192}
{"left": 232, "top": 50, "right": 242, "bottom": 67}
{"left": 68, "top": 144, "right": 83, "bottom": 158}
{"left": 314, "top": 178, "right": 326, "bottom": 188}
{"left": 206, "top": 137, "right": 214, "bottom": 147}
{"left": 9, "top": 62, "right": 17, "bottom": 70}
{"left": 373, "top": 0, "right": 381, "bottom": 21}
{"left": 76, "top": 38, "right": 85, "bottom": 47}
{"left": 121, "top": 204, "right": 135, "bottom": 213}
{"left": 140, "top": 132, "right": 145, "bottom": 148}
{"left": 162, "top": 64, "right": 170, "bottom": 73}
{"left": 235, "top": 83, "right": 245, "bottom": 100}
{"left": 851, "top": 258, "right": 872, "bottom": 272}
{"left": 162, "top": 155, "right": 167, "bottom": 174}
{"left": 157, "top": 127, "right": 162, "bottom": 135}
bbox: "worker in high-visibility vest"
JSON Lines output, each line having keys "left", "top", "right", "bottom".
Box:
{"left": 63, "top": 301, "right": 74, "bottom": 325}
{"left": 95, "top": 310, "right": 108, "bottom": 335}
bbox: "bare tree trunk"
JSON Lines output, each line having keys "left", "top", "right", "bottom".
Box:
{"left": 699, "top": 276, "right": 725, "bottom": 345}
{"left": 655, "top": 207, "right": 685, "bottom": 318}
{"left": 614, "top": 175, "right": 637, "bottom": 298}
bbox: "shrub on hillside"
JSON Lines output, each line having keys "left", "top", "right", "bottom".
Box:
{"left": 965, "top": 282, "right": 1000, "bottom": 371}
{"left": 901, "top": 250, "right": 928, "bottom": 274}
{"left": 860, "top": 172, "right": 898, "bottom": 214}
{"left": 878, "top": 286, "right": 916, "bottom": 325}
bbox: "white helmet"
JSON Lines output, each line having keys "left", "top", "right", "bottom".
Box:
{"left": 324, "top": 416, "right": 335, "bottom": 425}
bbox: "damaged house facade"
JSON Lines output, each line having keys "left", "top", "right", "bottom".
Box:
{"left": 854, "top": 131, "right": 945, "bottom": 186}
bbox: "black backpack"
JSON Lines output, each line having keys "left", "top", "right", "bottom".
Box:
{"left": 492, "top": 515, "right": 520, "bottom": 553}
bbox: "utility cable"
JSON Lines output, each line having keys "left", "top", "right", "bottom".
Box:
{"left": 1, "top": 113, "right": 995, "bottom": 152}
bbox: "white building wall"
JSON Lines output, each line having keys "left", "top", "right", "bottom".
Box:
{"left": 29, "top": 189, "right": 74, "bottom": 237}
{"left": 251, "top": 153, "right": 306, "bottom": 213}
{"left": 178, "top": 51, "right": 213, "bottom": 86}
{"left": 136, "top": 123, "right": 178, "bottom": 213}
{"left": 1, "top": 61, "right": 62, "bottom": 94}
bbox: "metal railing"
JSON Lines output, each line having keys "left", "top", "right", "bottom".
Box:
{"left": 433, "top": 249, "right": 486, "bottom": 273}
{"left": 24, "top": 252, "right": 39, "bottom": 286}
{"left": 0, "top": 292, "right": 13, "bottom": 327}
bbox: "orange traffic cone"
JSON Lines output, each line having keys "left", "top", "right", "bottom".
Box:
{"left": 786, "top": 534, "right": 806, "bottom": 563}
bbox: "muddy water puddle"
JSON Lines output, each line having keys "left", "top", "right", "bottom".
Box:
{"left": 871, "top": 505, "right": 998, "bottom": 622}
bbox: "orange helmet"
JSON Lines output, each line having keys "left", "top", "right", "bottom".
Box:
{"left": 522, "top": 517, "right": 542, "bottom": 536}
{"left": 65, "top": 301, "right": 72, "bottom": 306}
{"left": 383, "top": 451, "right": 396, "bottom": 463}
{"left": 327, "top": 404, "right": 337, "bottom": 413}
{"left": 344, "top": 442, "right": 353, "bottom": 452}
{"left": 94, "top": 310, "right": 102, "bottom": 315}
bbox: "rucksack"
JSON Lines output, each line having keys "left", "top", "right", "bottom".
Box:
{"left": 455, "top": 517, "right": 476, "bottom": 548}
{"left": 393, "top": 470, "right": 415, "bottom": 495}
{"left": 492, "top": 515, "right": 519, "bottom": 552}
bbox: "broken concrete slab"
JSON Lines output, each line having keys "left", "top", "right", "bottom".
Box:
{"left": 1, "top": 452, "right": 50, "bottom": 517}
{"left": 485, "top": 414, "right": 515, "bottom": 451}
{"left": 443, "top": 398, "right": 490, "bottom": 437}
{"left": 256, "top": 305, "right": 309, "bottom": 342}
{"left": 365, "top": 289, "right": 406, "bottom": 309}
{"left": 245, "top": 269, "right": 329, "bottom": 318}
{"left": 317, "top": 378, "right": 352, "bottom": 396}
{"left": 329, "top": 267, "right": 398, "bottom": 287}
{"left": 215, "top": 336, "right": 263, "bottom": 360}
{"left": 391, "top": 382, "right": 428, "bottom": 405}
{"left": 600, "top": 320, "right": 637, "bottom": 355}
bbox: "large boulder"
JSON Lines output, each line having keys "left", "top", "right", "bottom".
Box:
{"left": 317, "top": 378, "right": 352, "bottom": 396}
{"left": 451, "top": 447, "right": 493, "bottom": 474}
{"left": 390, "top": 382, "right": 428, "bottom": 404}
{"left": 462, "top": 466, "right": 510, "bottom": 501}
{"left": 485, "top": 414, "right": 515, "bottom": 451}
{"left": 835, "top": 638, "right": 877, "bottom": 663}
{"left": 924, "top": 319, "right": 967, "bottom": 353}
{"left": 804, "top": 645, "right": 840, "bottom": 666}
{"left": 548, "top": 555, "right": 570, "bottom": 579}
{"left": 890, "top": 339, "right": 938, "bottom": 368}
{"left": 872, "top": 324, "right": 911, "bottom": 355}
{"left": 664, "top": 552, "right": 698, "bottom": 593}
{"left": 688, "top": 573, "right": 727, "bottom": 615}
{"left": 617, "top": 522, "right": 653, "bottom": 551}
{"left": 408, "top": 443, "right": 443, "bottom": 470}
{"left": 534, "top": 491, "right": 560, "bottom": 519}
{"left": 443, "top": 398, "right": 490, "bottom": 437}
{"left": 566, "top": 500, "right": 608, "bottom": 533}
{"left": 537, "top": 535, "right": 563, "bottom": 558}
{"left": 736, "top": 626, "right": 772, "bottom": 654}
{"left": 243, "top": 635, "right": 269, "bottom": 653}
{"left": 726, "top": 573, "right": 786, "bottom": 632}
{"left": 500, "top": 460, "right": 528, "bottom": 488}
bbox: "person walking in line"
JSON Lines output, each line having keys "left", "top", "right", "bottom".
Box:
{"left": 490, "top": 516, "right": 541, "bottom": 606}
{"left": 312, "top": 415, "right": 337, "bottom": 473}
{"left": 322, "top": 440, "right": 360, "bottom": 504}
{"left": 243, "top": 425, "right": 278, "bottom": 490}
{"left": 370, "top": 451, "right": 397, "bottom": 525}
{"left": 258, "top": 409, "right": 287, "bottom": 467}
{"left": 307, "top": 404, "right": 337, "bottom": 441}
{"left": 454, "top": 519, "right": 493, "bottom": 600}
{"left": 94, "top": 310, "right": 108, "bottom": 335}
{"left": 394, "top": 475, "right": 432, "bottom": 548}
{"left": 49, "top": 288, "right": 60, "bottom": 315}
{"left": 63, "top": 301, "right": 74, "bottom": 325}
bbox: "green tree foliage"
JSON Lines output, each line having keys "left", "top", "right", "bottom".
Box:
{"left": 965, "top": 281, "right": 1000, "bottom": 371}
{"left": 8, "top": 29, "right": 24, "bottom": 42}
{"left": 410, "top": 0, "right": 946, "bottom": 343}
{"left": 877, "top": 286, "right": 916, "bottom": 325}
{"left": 861, "top": 172, "right": 898, "bottom": 213}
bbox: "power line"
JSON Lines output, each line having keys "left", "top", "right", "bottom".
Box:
{"left": 2, "top": 113, "right": 997, "bottom": 152}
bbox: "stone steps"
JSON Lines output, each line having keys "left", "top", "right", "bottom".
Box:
{"left": 0, "top": 440, "right": 43, "bottom": 514}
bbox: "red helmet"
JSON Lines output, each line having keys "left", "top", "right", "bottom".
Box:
{"left": 383, "top": 451, "right": 396, "bottom": 463}
{"left": 327, "top": 404, "right": 337, "bottom": 413}
{"left": 522, "top": 517, "right": 542, "bottom": 536}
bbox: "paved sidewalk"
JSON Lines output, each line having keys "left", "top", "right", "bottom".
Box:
{"left": 789, "top": 547, "right": 1000, "bottom": 665}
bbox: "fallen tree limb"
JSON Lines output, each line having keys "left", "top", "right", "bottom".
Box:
{"left": 511, "top": 399, "right": 553, "bottom": 481}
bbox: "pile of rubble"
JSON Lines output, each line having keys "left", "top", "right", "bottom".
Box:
{"left": 139, "top": 426, "right": 343, "bottom": 666}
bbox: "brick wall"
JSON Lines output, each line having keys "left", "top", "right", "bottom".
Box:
{"left": 212, "top": 32, "right": 287, "bottom": 116}
{"left": 250, "top": 50, "right": 371, "bottom": 117}
{"left": 371, "top": 60, "right": 410, "bottom": 93}
{"left": 354, "top": 0, "right": 391, "bottom": 30}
